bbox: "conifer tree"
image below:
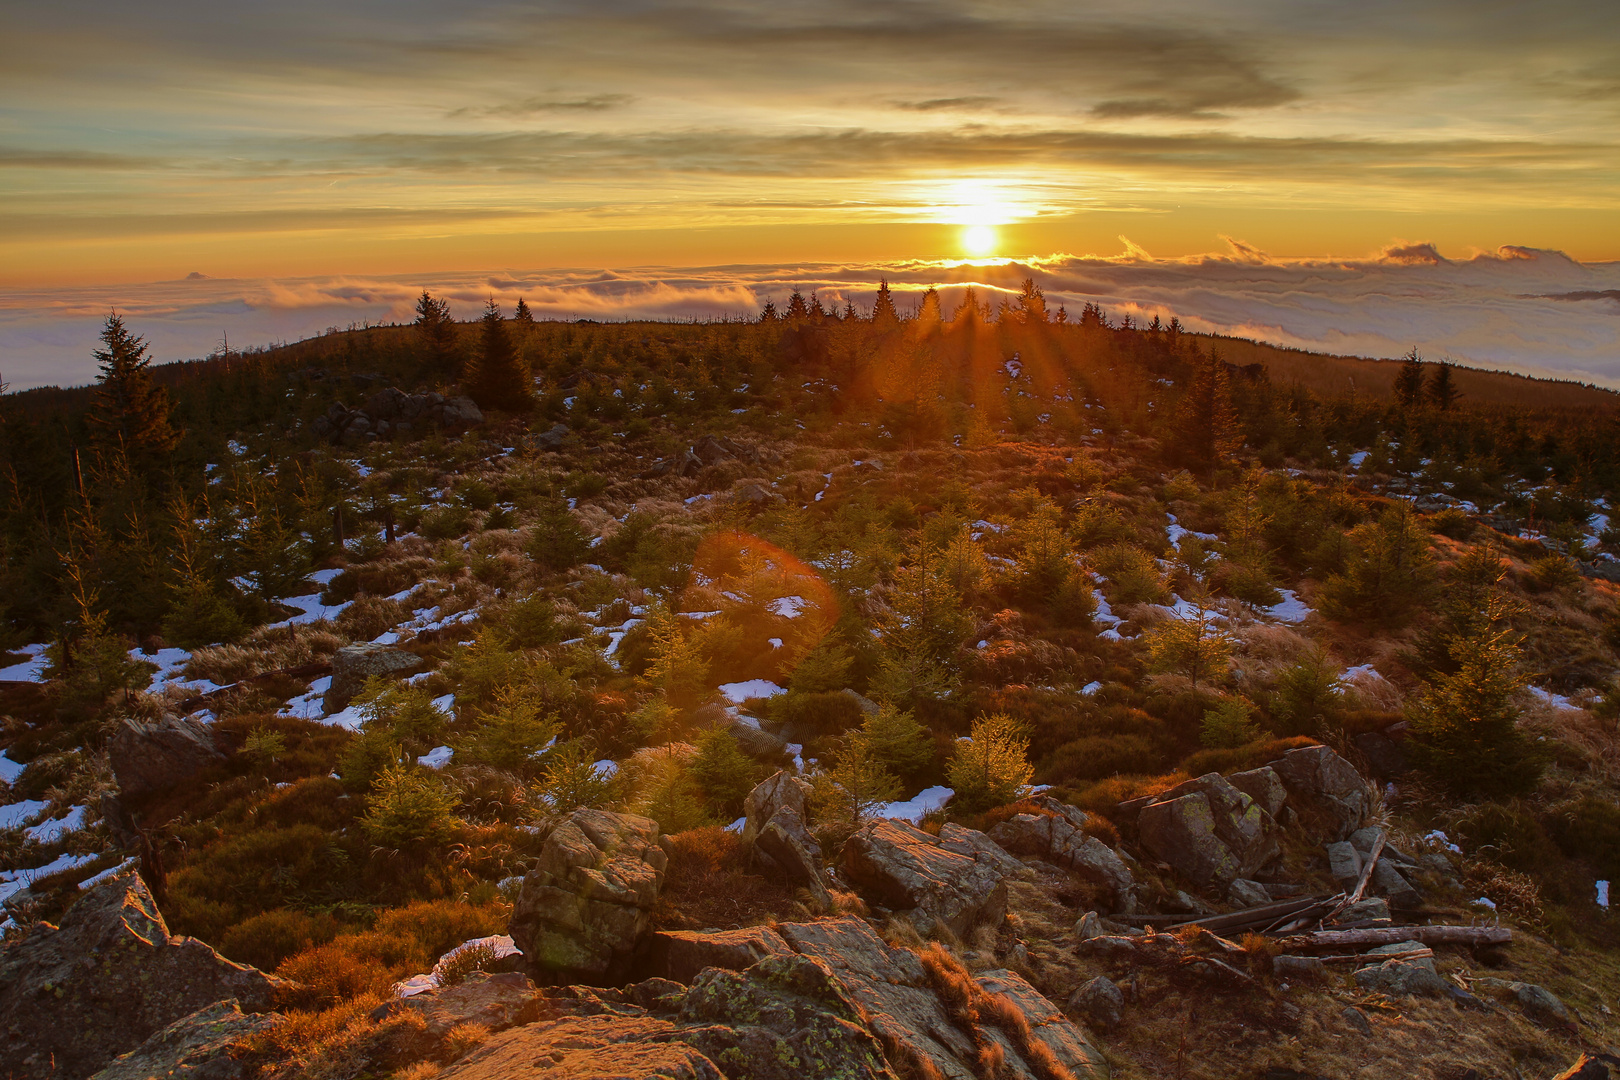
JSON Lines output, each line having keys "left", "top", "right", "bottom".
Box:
{"left": 947, "top": 713, "right": 1033, "bottom": 813}
{"left": 1173, "top": 349, "right": 1240, "bottom": 473}
{"left": 87, "top": 313, "right": 181, "bottom": 458}
{"left": 467, "top": 298, "right": 533, "bottom": 411}
{"left": 917, "top": 288, "right": 943, "bottom": 324}
{"left": 1393, "top": 348, "right": 1427, "bottom": 408}
{"left": 1429, "top": 360, "right": 1461, "bottom": 411}
{"left": 759, "top": 300, "right": 780, "bottom": 322}
{"left": 872, "top": 279, "right": 899, "bottom": 327}
{"left": 513, "top": 297, "right": 535, "bottom": 324}
{"left": 862, "top": 702, "right": 935, "bottom": 780}
{"left": 414, "top": 290, "right": 458, "bottom": 374}
{"left": 812, "top": 732, "right": 902, "bottom": 832}
{"left": 1017, "top": 278, "right": 1048, "bottom": 324}
{"left": 809, "top": 293, "right": 827, "bottom": 319}
{"left": 1144, "top": 603, "right": 1232, "bottom": 689}
{"left": 786, "top": 289, "right": 810, "bottom": 322}
{"left": 1317, "top": 503, "right": 1436, "bottom": 627}
{"left": 951, "top": 287, "right": 980, "bottom": 325}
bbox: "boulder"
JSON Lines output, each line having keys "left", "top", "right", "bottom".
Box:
{"left": 755, "top": 806, "right": 832, "bottom": 906}
{"left": 987, "top": 803, "right": 1134, "bottom": 909}
{"left": 1268, "top": 745, "right": 1370, "bottom": 840}
{"left": 841, "top": 819, "right": 1012, "bottom": 937}
{"left": 322, "top": 642, "right": 421, "bottom": 713}
{"left": 1227, "top": 878, "right": 1271, "bottom": 908}
{"left": 530, "top": 422, "right": 570, "bottom": 451}
{"left": 1369, "top": 861, "right": 1422, "bottom": 909}
{"left": 1068, "top": 975, "right": 1124, "bottom": 1030}
{"left": 0, "top": 874, "right": 286, "bottom": 1080}
{"left": 1348, "top": 827, "right": 1419, "bottom": 867}
{"left": 1352, "top": 731, "right": 1410, "bottom": 779}
{"left": 1339, "top": 897, "right": 1391, "bottom": 923}
{"left": 88, "top": 999, "right": 279, "bottom": 1080}
{"left": 510, "top": 809, "right": 668, "bottom": 984}
{"left": 741, "top": 771, "right": 816, "bottom": 855}
{"left": 1555, "top": 1056, "right": 1620, "bottom": 1080}
{"left": 1226, "top": 766, "right": 1288, "bottom": 818}
{"left": 379, "top": 971, "right": 539, "bottom": 1037}
{"left": 645, "top": 926, "right": 794, "bottom": 985}
{"left": 1074, "top": 911, "right": 1106, "bottom": 940}
{"left": 438, "top": 396, "right": 484, "bottom": 430}
{"left": 778, "top": 917, "right": 1108, "bottom": 1080}
{"left": 1352, "top": 941, "right": 1451, "bottom": 997}
{"left": 1341, "top": 1006, "right": 1373, "bottom": 1036}
{"left": 1325, "top": 841, "right": 1362, "bottom": 890}
{"left": 1136, "top": 773, "right": 1280, "bottom": 888}
{"left": 1514, "top": 982, "right": 1577, "bottom": 1028}
{"left": 109, "top": 714, "right": 227, "bottom": 798}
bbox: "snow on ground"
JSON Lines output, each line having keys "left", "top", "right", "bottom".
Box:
{"left": 1080, "top": 681, "right": 1103, "bottom": 696}
{"left": 769, "top": 596, "right": 808, "bottom": 619}
{"left": 0, "top": 799, "right": 48, "bottom": 830}
{"left": 137, "top": 647, "right": 193, "bottom": 691}
{"left": 1165, "top": 514, "right": 1218, "bottom": 553}
{"left": 0, "top": 751, "right": 26, "bottom": 785}
{"left": 268, "top": 592, "right": 352, "bottom": 630}
{"left": 280, "top": 676, "right": 333, "bottom": 720}
{"left": 1092, "top": 594, "right": 1122, "bottom": 630}
{"left": 0, "top": 852, "right": 102, "bottom": 903}
{"left": 320, "top": 702, "right": 369, "bottom": 731}
{"left": 418, "top": 746, "right": 454, "bottom": 769}
{"left": 1263, "top": 590, "right": 1313, "bottom": 624}
{"left": 80, "top": 857, "right": 138, "bottom": 890}
{"left": 1348, "top": 451, "right": 1370, "bottom": 468}
{"left": 719, "top": 680, "right": 786, "bottom": 704}
{"left": 25, "top": 804, "right": 86, "bottom": 844}
{"left": 1528, "top": 686, "right": 1581, "bottom": 711}
{"left": 0, "top": 644, "right": 50, "bottom": 683}
{"left": 433, "top": 693, "right": 456, "bottom": 714}
{"left": 876, "top": 786, "right": 954, "bottom": 823}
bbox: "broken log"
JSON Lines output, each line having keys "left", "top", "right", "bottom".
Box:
{"left": 1282, "top": 925, "right": 1511, "bottom": 950}
{"left": 1168, "top": 894, "right": 1337, "bottom": 933}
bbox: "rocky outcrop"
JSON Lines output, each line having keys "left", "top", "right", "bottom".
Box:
{"left": 88, "top": 1000, "right": 278, "bottom": 1080}
{"left": 1352, "top": 941, "right": 1451, "bottom": 996}
{"left": 741, "top": 772, "right": 829, "bottom": 903}
{"left": 1226, "top": 766, "right": 1288, "bottom": 818}
{"left": 322, "top": 642, "right": 422, "bottom": 713}
{"left": 1268, "top": 745, "right": 1370, "bottom": 840}
{"left": 109, "top": 714, "right": 227, "bottom": 798}
{"left": 1136, "top": 773, "right": 1281, "bottom": 888}
{"left": 379, "top": 971, "right": 540, "bottom": 1037}
{"left": 311, "top": 388, "right": 482, "bottom": 445}
{"left": 510, "top": 809, "right": 668, "bottom": 984}
{"left": 779, "top": 917, "right": 1109, "bottom": 1080}
{"left": 986, "top": 798, "right": 1135, "bottom": 910}
{"left": 438, "top": 952, "right": 893, "bottom": 1080}
{"left": 841, "top": 819, "right": 1013, "bottom": 937}
{"left": 0, "top": 874, "right": 286, "bottom": 1080}
{"left": 646, "top": 927, "right": 795, "bottom": 985}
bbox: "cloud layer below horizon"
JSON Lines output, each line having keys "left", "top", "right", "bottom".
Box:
{"left": 4, "top": 243, "right": 1619, "bottom": 393}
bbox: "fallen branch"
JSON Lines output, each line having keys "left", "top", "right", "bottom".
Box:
{"left": 1282, "top": 926, "right": 1511, "bottom": 950}
{"left": 1167, "top": 894, "right": 1337, "bottom": 934}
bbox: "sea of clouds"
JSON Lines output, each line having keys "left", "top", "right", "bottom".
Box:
{"left": 3, "top": 244, "right": 1618, "bottom": 392}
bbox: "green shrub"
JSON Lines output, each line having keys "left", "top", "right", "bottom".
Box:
{"left": 563, "top": 472, "right": 610, "bottom": 499}
{"left": 360, "top": 764, "right": 460, "bottom": 849}
{"left": 1429, "top": 508, "right": 1475, "bottom": 540}
{"left": 1200, "top": 698, "right": 1261, "bottom": 749}
{"left": 1525, "top": 553, "right": 1581, "bottom": 592}
{"left": 862, "top": 702, "right": 935, "bottom": 781}
{"left": 497, "top": 593, "right": 563, "bottom": 648}
{"left": 1213, "top": 562, "right": 1280, "bottom": 606}
{"left": 461, "top": 686, "right": 561, "bottom": 772}
{"left": 947, "top": 713, "right": 1033, "bottom": 814}
{"left": 1548, "top": 796, "right": 1620, "bottom": 882}
{"left": 1038, "top": 734, "right": 1165, "bottom": 784}
{"left": 219, "top": 907, "right": 344, "bottom": 972}
{"left": 763, "top": 690, "right": 864, "bottom": 741}
{"left": 788, "top": 640, "right": 854, "bottom": 694}
{"left": 531, "top": 739, "right": 620, "bottom": 815}
{"left": 1268, "top": 653, "right": 1343, "bottom": 736}
{"left": 162, "top": 585, "right": 246, "bottom": 649}
{"left": 419, "top": 504, "right": 472, "bottom": 540}
{"left": 1093, "top": 544, "right": 1168, "bottom": 605}
{"left": 689, "top": 728, "right": 767, "bottom": 819}
{"left": 1317, "top": 504, "right": 1436, "bottom": 627}
{"left": 526, "top": 506, "right": 592, "bottom": 571}
{"left": 457, "top": 479, "right": 498, "bottom": 510}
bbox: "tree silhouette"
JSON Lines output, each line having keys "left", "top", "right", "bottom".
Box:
{"left": 1393, "top": 348, "right": 1427, "bottom": 408}
{"left": 872, "top": 279, "right": 900, "bottom": 327}
{"left": 513, "top": 298, "right": 535, "bottom": 325}
{"left": 414, "top": 290, "right": 459, "bottom": 374}
{"left": 1172, "top": 348, "right": 1240, "bottom": 472}
{"left": 951, "top": 286, "right": 981, "bottom": 325}
{"left": 1429, "top": 360, "right": 1461, "bottom": 411}
{"left": 758, "top": 299, "right": 780, "bottom": 323}
{"left": 786, "top": 289, "right": 810, "bottom": 322}
{"left": 1017, "top": 278, "right": 1048, "bottom": 324}
{"left": 916, "top": 287, "right": 942, "bottom": 324}
{"left": 87, "top": 313, "right": 181, "bottom": 458}
{"left": 466, "top": 298, "right": 533, "bottom": 411}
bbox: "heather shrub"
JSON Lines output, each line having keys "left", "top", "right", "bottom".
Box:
{"left": 220, "top": 907, "right": 345, "bottom": 972}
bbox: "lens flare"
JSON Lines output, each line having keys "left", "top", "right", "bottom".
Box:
{"left": 962, "top": 225, "right": 996, "bottom": 256}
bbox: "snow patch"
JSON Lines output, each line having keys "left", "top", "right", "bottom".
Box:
{"left": 417, "top": 746, "right": 454, "bottom": 769}
{"left": 876, "top": 786, "right": 954, "bottom": 823}
{"left": 718, "top": 680, "right": 785, "bottom": 703}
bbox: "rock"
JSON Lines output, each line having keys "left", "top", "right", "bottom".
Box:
{"left": 1227, "top": 878, "right": 1271, "bottom": 908}
{"left": 530, "top": 422, "right": 570, "bottom": 450}
{"left": 510, "top": 809, "right": 668, "bottom": 984}
{"left": 755, "top": 806, "right": 832, "bottom": 906}
{"left": 778, "top": 917, "right": 1108, "bottom": 1080}
{"left": 985, "top": 799, "right": 1134, "bottom": 908}
{"left": 646, "top": 926, "right": 794, "bottom": 985}
{"left": 841, "top": 819, "right": 1012, "bottom": 937}
{"left": 88, "top": 1000, "right": 279, "bottom": 1080}
{"left": 1349, "top": 827, "right": 1418, "bottom": 867}
{"left": 1340, "top": 1006, "right": 1373, "bottom": 1036}
{"left": 1352, "top": 731, "right": 1409, "bottom": 779}
{"left": 728, "top": 718, "right": 791, "bottom": 760}
{"left": 1514, "top": 982, "right": 1577, "bottom": 1028}
{"left": 1226, "top": 766, "right": 1288, "bottom": 818}
{"left": 936, "top": 822, "right": 1029, "bottom": 879}
{"left": 731, "top": 481, "right": 785, "bottom": 508}
{"left": 1554, "top": 1054, "right": 1620, "bottom": 1079}
{"left": 1136, "top": 773, "right": 1280, "bottom": 888}
{"left": 1325, "top": 841, "right": 1362, "bottom": 890}
{"left": 1168, "top": 890, "right": 1217, "bottom": 916}
{"left": 379, "top": 971, "right": 539, "bottom": 1036}
{"left": 438, "top": 1014, "right": 724, "bottom": 1080}
{"left": 741, "top": 771, "right": 814, "bottom": 851}
{"left": 109, "top": 714, "right": 226, "bottom": 798}
{"left": 1074, "top": 911, "right": 1105, "bottom": 940}
{"left": 1338, "top": 897, "right": 1391, "bottom": 923}
{"left": 1272, "top": 955, "right": 1326, "bottom": 979}
{"left": 439, "top": 396, "right": 484, "bottom": 429}
{"left": 0, "top": 874, "right": 286, "bottom": 1080}
{"left": 1369, "top": 861, "right": 1422, "bottom": 909}
{"left": 1068, "top": 975, "right": 1124, "bottom": 1030}
{"left": 1268, "top": 745, "right": 1370, "bottom": 840}
{"left": 1352, "top": 941, "right": 1451, "bottom": 997}
{"left": 322, "top": 642, "right": 421, "bottom": 712}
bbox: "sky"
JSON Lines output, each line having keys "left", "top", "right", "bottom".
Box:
{"left": 3, "top": 1, "right": 1620, "bottom": 388}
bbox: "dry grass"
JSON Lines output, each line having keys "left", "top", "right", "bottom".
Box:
{"left": 183, "top": 623, "right": 346, "bottom": 685}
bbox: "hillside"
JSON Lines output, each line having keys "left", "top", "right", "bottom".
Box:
{"left": 3, "top": 301, "right": 1620, "bottom": 1080}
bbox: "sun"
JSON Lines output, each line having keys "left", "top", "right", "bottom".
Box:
{"left": 962, "top": 224, "right": 997, "bottom": 257}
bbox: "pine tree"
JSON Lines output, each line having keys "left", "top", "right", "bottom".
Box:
{"left": 689, "top": 727, "right": 764, "bottom": 818}
{"left": 862, "top": 702, "right": 935, "bottom": 780}
{"left": 1407, "top": 596, "right": 1544, "bottom": 796}
{"left": 1017, "top": 278, "right": 1048, "bottom": 324}
{"left": 1429, "top": 360, "right": 1461, "bottom": 411}
{"left": 1144, "top": 604, "right": 1232, "bottom": 689}
{"left": 786, "top": 289, "right": 810, "bottom": 322}
{"left": 947, "top": 713, "right": 1033, "bottom": 813}
{"left": 951, "top": 287, "right": 980, "bottom": 325}
{"left": 917, "top": 288, "right": 943, "bottom": 324}
{"left": 809, "top": 293, "right": 827, "bottom": 319}
{"left": 467, "top": 298, "right": 533, "bottom": 411}
{"left": 1317, "top": 503, "right": 1437, "bottom": 627}
{"left": 1393, "top": 348, "right": 1427, "bottom": 408}
{"left": 759, "top": 300, "right": 780, "bottom": 323}
{"left": 1173, "top": 349, "right": 1241, "bottom": 473}
{"left": 513, "top": 297, "right": 535, "bottom": 324}
{"left": 414, "top": 290, "right": 459, "bottom": 374}
{"left": 812, "top": 732, "right": 902, "bottom": 831}
{"left": 87, "top": 313, "right": 181, "bottom": 458}
{"left": 872, "top": 279, "right": 900, "bottom": 328}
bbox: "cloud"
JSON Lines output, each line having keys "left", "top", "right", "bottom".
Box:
{"left": 450, "top": 93, "right": 634, "bottom": 119}
{"left": 1378, "top": 242, "right": 1448, "bottom": 265}
{"left": 7, "top": 243, "right": 1618, "bottom": 392}
{"left": 891, "top": 96, "right": 1004, "bottom": 112}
